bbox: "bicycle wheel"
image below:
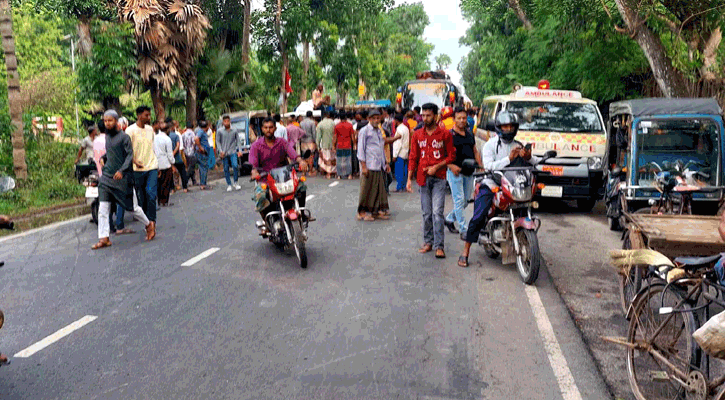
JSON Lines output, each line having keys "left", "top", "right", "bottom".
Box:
{"left": 619, "top": 231, "right": 642, "bottom": 315}
{"left": 626, "top": 283, "right": 700, "bottom": 400}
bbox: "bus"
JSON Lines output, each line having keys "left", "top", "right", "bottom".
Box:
{"left": 397, "top": 72, "right": 464, "bottom": 110}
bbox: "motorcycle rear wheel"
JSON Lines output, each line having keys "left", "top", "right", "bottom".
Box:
{"left": 292, "top": 220, "right": 307, "bottom": 269}
{"left": 515, "top": 229, "right": 540, "bottom": 285}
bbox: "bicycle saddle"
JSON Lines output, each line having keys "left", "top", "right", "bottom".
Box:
{"left": 673, "top": 254, "right": 722, "bottom": 269}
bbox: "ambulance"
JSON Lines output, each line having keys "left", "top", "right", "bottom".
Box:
{"left": 476, "top": 81, "right": 608, "bottom": 211}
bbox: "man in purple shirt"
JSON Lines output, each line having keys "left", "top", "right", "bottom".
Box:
{"left": 250, "top": 117, "right": 310, "bottom": 226}
{"left": 286, "top": 117, "right": 305, "bottom": 154}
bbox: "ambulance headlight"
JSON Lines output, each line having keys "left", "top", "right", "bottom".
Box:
{"left": 587, "top": 156, "right": 603, "bottom": 170}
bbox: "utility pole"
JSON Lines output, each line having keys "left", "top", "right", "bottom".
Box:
{"left": 275, "top": 0, "right": 288, "bottom": 114}
{"left": 63, "top": 34, "right": 80, "bottom": 136}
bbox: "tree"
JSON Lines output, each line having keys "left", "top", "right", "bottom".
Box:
{"left": 119, "top": 0, "right": 210, "bottom": 121}
{"left": 435, "top": 54, "right": 451, "bottom": 70}
{"left": 0, "top": 0, "right": 27, "bottom": 179}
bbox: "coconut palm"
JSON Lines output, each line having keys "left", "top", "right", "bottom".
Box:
{"left": 118, "top": 0, "right": 210, "bottom": 120}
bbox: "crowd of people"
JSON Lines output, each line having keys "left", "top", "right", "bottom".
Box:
{"left": 78, "top": 99, "right": 484, "bottom": 263}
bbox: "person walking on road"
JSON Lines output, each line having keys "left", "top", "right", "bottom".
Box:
{"left": 75, "top": 126, "right": 97, "bottom": 166}
{"left": 392, "top": 113, "right": 411, "bottom": 192}
{"left": 407, "top": 103, "right": 456, "bottom": 259}
{"left": 357, "top": 109, "right": 390, "bottom": 221}
{"left": 195, "top": 120, "right": 213, "bottom": 190}
{"left": 167, "top": 118, "right": 189, "bottom": 193}
{"left": 155, "top": 121, "right": 175, "bottom": 207}
{"left": 92, "top": 110, "right": 155, "bottom": 250}
{"left": 299, "top": 111, "right": 317, "bottom": 176}
{"left": 317, "top": 110, "right": 336, "bottom": 179}
{"left": 216, "top": 115, "right": 242, "bottom": 192}
{"left": 182, "top": 122, "right": 198, "bottom": 187}
{"left": 444, "top": 107, "right": 481, "bottom": 237}
{"left": 334, "top": 112, "right": 355, "bottom": 179}
{"left": 274, "top": 114, "right": 288, "bottom": 140}
{"left": 126, "top": 106, "right": 159, "bottom": 227}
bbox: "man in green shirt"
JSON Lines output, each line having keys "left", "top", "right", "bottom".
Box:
{"left": 316, "top": 110, "right": 336, "bottom": 179}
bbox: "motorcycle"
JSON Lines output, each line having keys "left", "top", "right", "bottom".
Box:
{"left": 463, "top": 149, "right": 557, "bottom": 285}
{"left": 81, "top": 170, "right": 100, "bottom": 224}
{"left": 249, "top": 152, "right": 312, "bottom": 269}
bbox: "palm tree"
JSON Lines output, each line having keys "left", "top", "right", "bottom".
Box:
{"left": 118, "top": 0, "right": 210, "bottom": 120}
{"left": 197, "top": 48, "right": 256, "bottom": 119}
{"left": 0, "top": 0, "right": 27, "bottom": 179}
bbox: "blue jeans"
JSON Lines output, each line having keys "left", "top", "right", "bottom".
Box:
{"left": 465, "top": 186, "right": 494, "bottom": 244}
{"left": 115, "top": 204, "right": 125, "bottom": 230}
{"left": 134, "top": 169, "right": 158, "bottom": 222}
{"left": 445, "top": 170, "right": 474, "bottom": 233}
{"left": 222, "top": 154, "right": 239, "bottom": 185}
{"left": 197, "top": 153, "right": 209, "bottom": 186}
{"left": 395, "top": 158, "right": 408, "bottom": 191}
{"left": 420, "top": 176, "right": 447, "bottom": 250}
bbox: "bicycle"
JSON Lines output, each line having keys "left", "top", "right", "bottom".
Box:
{"left": 606, "top": 253, "right": 725, "bottom": 400}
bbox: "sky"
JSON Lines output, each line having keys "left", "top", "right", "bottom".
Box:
{"left": 400, "top": 0, "right": 471, "bottom": 88}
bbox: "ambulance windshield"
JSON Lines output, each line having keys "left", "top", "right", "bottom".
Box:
{"left": 506, "top": 101, "right": 603, "bottom": 133}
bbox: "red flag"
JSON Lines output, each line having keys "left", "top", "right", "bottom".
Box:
{"left": 285, "top": 70, "right": 293, "bottom": 94}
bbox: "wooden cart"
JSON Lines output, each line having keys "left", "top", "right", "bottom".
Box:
{"left": 625, "top": 213, "right": 725, "bottom": 258}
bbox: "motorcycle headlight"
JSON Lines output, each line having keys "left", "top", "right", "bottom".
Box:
{"left": 275, "top": 181, "right": 295, "bottom": 195}
{"left": 587, "top": 156, "right": 603, "bottom": 170}
{"left": 511, "top": 187, "right": 533, "bottom": 202}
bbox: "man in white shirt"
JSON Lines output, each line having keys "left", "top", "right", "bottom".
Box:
{"left": 154, "top": 121, "right": 176, "bottom": 207}
{"left": 274, "top": 114, "right": 287, "bottom": 140}
{"left": 392, "top": 113, "right": 411, "bottom": 192}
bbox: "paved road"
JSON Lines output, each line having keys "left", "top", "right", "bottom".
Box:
{"left": 0, "top": 177, "right": 611, "bottom": 399}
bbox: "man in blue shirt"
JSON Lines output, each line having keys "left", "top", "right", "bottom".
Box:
{"left": 195, "top": 120, "right": 213, "bottom": 190}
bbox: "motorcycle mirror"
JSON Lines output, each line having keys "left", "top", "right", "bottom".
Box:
{"left": 462, "top": 159, "right": 477, "bottom": 169}
{"left": 0, "top": 177, "right": 15, "bottom": 194}
{"left": 545, "top": 150, "right": 557, "bottom": 159}
{"left": 302, "top": 149, "right": 312, "bottom": 159}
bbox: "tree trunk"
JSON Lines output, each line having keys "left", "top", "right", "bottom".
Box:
{"left": 614, "top": 0, "right": 689, "bottom": 97}
{"left": 301, "top": 40, "right": 309, "bottom": 103}
{"left": 275, "top": 0, "right": 287, "bottom": 114}
{"left": 102, "top": 96, "right": 121, "bottom": 114}
{"left": 149, "top": 84, "right": 166, "bottom": 121}
{"left": 77, "top": 17, "right": 93, "bottom": 57}
{"left": 508, "top": 0, "right": 532, "bottom": 30}
{"left": 700, "top": 27, "right": 722, "bottom": 81}
{"left": 241, "top": 0, "right": 251, "bottom": 65}
{"left": 0, "top": 0, "right": 27, "bottom": 179}
{"left": 186, "top": 71, "right": 198, "bottom": 127}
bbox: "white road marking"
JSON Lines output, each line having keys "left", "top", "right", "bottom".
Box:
{"left": 524, "top": 285, "right": 583, "bottom": 400}
{"left": 328, "top": 181, "right": 339, "bottom": 187}
{"left": 0, "top": 214, "right": 88, "bottom": 244}
{"left": 306, "top": 195, "right": 315, "bottom": 201}
{"left": 181, "top": 247, "right": 220, "bottom": 267}
{"left": 14, "top": 315, "right": 98, "bottom": 358}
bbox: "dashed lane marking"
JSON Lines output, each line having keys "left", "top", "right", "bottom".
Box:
{"left": 306, "top": 195, "right": 315, "bottom": 201}
{"left": 14, "top": 315, "right": 98, "bottom": 358}
{"left": 524, "top": 285, "right": 583, "bottom": 400}
{"left": 181, "top": 247, "right": 220, "bottom": 267}
{"left": 328, "top": 181, "right": 339, "bottom": 187}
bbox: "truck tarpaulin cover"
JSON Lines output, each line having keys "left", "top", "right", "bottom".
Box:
{"left": 416, "top": 70, "right": 447, "bottom": 80}
{"left": 610, "top": 98, "right": 722, "bottom": 118}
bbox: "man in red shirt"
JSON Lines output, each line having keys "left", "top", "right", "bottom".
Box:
{"left": 407, "top": 103, "right": 456, "bottom": 258}
{"left": 333, "top": 112, "right": 355, "bottom": 179}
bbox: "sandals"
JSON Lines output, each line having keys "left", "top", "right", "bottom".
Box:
{"left": 114, "top": 228, "right": 135, "bottom": 235}
{"left": 374, "top": 213, "right": 390, "bottom": 220}
{"left": 418, "top": 244, "right": 433, "bottom": 253}
{"left": 458, "top": 256, "right": 469, "bottom": 268}
{"left": 91, "top": 239, "right": 112, "bottom": 250}
{"left": 357, "top": 213, "right": 375, "bottom": 222}
{"left": 435, "top": 249, "right": 446, "bottom": 259}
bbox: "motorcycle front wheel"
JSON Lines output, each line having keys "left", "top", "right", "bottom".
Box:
{"left": 515, "top": 229, "right": 541, "bottom": 285}
{"left": 291, "top": 220, "right": 307, "bottom": 269}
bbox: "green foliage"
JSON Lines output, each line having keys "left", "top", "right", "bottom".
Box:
{"left": 197, "top": 48, "right": 257, "bottom": 118}
{"left": 435, "top": 54, "right": 452, "bottom": 70}
{"left": 459, "top": 0, "right": 648, "bottom": 106}
{"left": 77, "top": 21, "right": 137, "bottom": 105}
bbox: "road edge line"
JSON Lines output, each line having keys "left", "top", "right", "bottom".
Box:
{"left": 525, "top": 284, "right": 584, "bottom": 400}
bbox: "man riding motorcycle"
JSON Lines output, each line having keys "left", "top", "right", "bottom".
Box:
{"left": 457, "top": 111, "right": 542, "bottom": 268}
{"left": 250, "top": 117, "right": 311, "bottom": 231}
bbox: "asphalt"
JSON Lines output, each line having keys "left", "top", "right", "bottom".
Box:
{"left": 0, "top": 176, "right": 612, "bottom": 399}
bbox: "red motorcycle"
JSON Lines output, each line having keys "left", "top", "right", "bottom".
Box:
{"left": 251, "top": 159, "right": 311, "bottom": 269}
{"left": 464, "top": 149, "right": 556, "bottom": 285}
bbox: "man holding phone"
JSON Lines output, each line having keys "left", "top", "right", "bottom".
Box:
{"left": 457, "top": 111, "right": 541, "bottom": 267}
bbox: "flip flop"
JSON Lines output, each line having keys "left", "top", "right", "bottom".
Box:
{"left": 374, "top": 214, "right": 390, "bottom": 220}
{"left": 458, "top": 256, "right": 469, "bottom": 267}
{"left": 435, "top": 249, "right": 446, "bottom": 259}
{"left": 418, "top": 244, "right": 433, "bottom": 254}
{"left": 114, "top": 229, "right": 135, "bottom": 235}
{"left": 91, "top": 239, "right": 112, "bottom": 250}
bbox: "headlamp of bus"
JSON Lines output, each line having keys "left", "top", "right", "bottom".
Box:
{"left": 587, "top": 156, "right": 603, "bottom": 170}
